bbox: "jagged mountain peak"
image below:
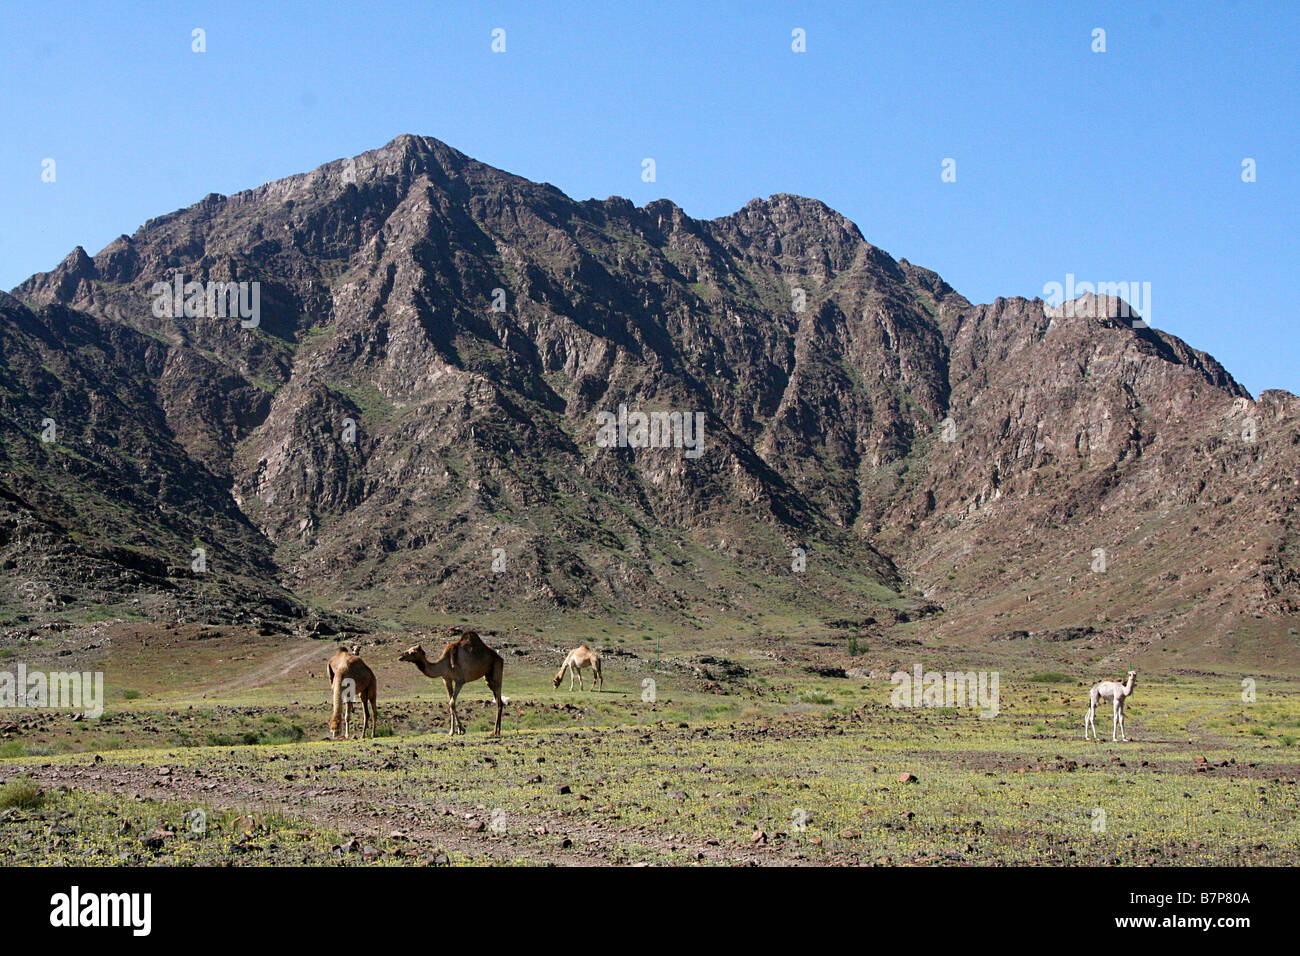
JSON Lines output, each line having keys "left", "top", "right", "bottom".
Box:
{"left": 718, "top": 193, "right": 868, "bottom": 249}
{"left": 2, "top": 134, "right": 1295, "bottom": 650}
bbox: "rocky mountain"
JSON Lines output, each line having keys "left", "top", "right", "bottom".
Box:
{"left": 3, "top": 134, "right": 1297, "bottom": 655}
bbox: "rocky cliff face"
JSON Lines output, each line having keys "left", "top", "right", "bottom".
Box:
{"left": 4, "top": 134, "right": 1297, "bottom": 652}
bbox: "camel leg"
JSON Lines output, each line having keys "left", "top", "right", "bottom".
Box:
{"left": 443, "top": 677, "right": 457, "bottom": 735}
{"left": 578, "top": 668, "right": 584, "bottom": 692}
{"left": 1118, "top": 701, "right": 1128, "bottom": 741}
{"left": 569, "top": 667, "right": 576, "bottom": 691}
{"left": 488, "top": 664, "right": 504, "bottom": 737}
{"left": 487, "top": 682, "right": 503, "bottom": 737}
{"left": 450, "top": 680, "right": 466, "bottom": 735}
{"left": 1112, "top": 699, "right": 1120, "bottom": 742}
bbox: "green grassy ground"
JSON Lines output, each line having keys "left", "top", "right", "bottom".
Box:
{"left": 2, "top": 620, "right": 1297, "bottom": 866}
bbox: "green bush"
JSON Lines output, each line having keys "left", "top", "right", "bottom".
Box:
{"left": 797, "top": 690, "right": 834, "bottom": 705}
{"left": 0, "top": 777, "right": 44, "bottom": 809}
{"left": 260, "top": 725, "right": 305, "bottom": 746}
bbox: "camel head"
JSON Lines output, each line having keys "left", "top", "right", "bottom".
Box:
{"left": 399, "top": 644, "right": 428, "bottom": 665}
{"left": 552, "top": 671, "right": 563, "bottom": 688}
{"left": 329, "top": 714, "right": 342, "bottom": 739}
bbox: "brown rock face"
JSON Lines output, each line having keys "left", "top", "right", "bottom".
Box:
{"left": 3, "top": 135, "right": 1297, "bottom": 654}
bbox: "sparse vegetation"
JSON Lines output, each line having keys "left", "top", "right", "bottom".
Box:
{"left": 1, "top": 583, "right": 1298, "bottom": 867}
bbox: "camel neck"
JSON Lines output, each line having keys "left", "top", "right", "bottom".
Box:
{"left": 420, "top": 659, "right": 452, "bottom": 679}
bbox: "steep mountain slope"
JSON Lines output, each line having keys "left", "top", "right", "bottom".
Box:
{"left": 0, "top": 291, "right": 300, "bottom": 629}
{"left": 5, "top": 134, "right": 1297, "bottom": 657}
{"left": 871, "top": 291, "right": 1300, "bottom": 660}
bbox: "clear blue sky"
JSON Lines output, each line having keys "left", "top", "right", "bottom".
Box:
{"left": 2, "top": 1, "right": 1296, "bottom": 395}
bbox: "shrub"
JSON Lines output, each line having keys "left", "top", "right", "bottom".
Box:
{"left": 0, "top": 777, "right": 44, "bottom": 810}
{"left": 797, "top": 690, "right": 834, "bottom": 705}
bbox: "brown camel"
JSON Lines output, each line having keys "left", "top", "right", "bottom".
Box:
{"left": 327, "top": 646, "right": 377, "bottom": 739}
{"left": 553, "top": 644, "right": 603, "bottom": 691}
{"left": 399, "top": 630, "right": 507, "bottom": 736}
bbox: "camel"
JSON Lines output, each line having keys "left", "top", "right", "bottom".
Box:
{"left": 553, "top": 644, "right": 603, "bottom": 692}
{"left": 1085, "top": 670, "right": 1137, "bottom": 742}
{"left": 399, "top": 630, "right": 507, "bottom": 736}
{"left": 327, "top": 646, "right": 377, "bottom": 739}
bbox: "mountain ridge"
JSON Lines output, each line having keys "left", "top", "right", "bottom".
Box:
{"left": 3, "top": 134, "right": 1296, "bottom": 664}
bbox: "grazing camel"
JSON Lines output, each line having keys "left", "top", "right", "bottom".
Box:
{"left": 553, "top": 644, "right": 603, "bottom": 692}
{"left": 1085, "top": 670, "right": 1137, "bottom": 742}
{"left": 327, "top": 646, "right": 377, "bottom": 739}
{"left": 399, "top": 630, "right": 507, "bottom": 736}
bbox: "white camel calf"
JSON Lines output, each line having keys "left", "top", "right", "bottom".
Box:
{"left": 1085, "top": 670, "right": 1137, "bottom": 742}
